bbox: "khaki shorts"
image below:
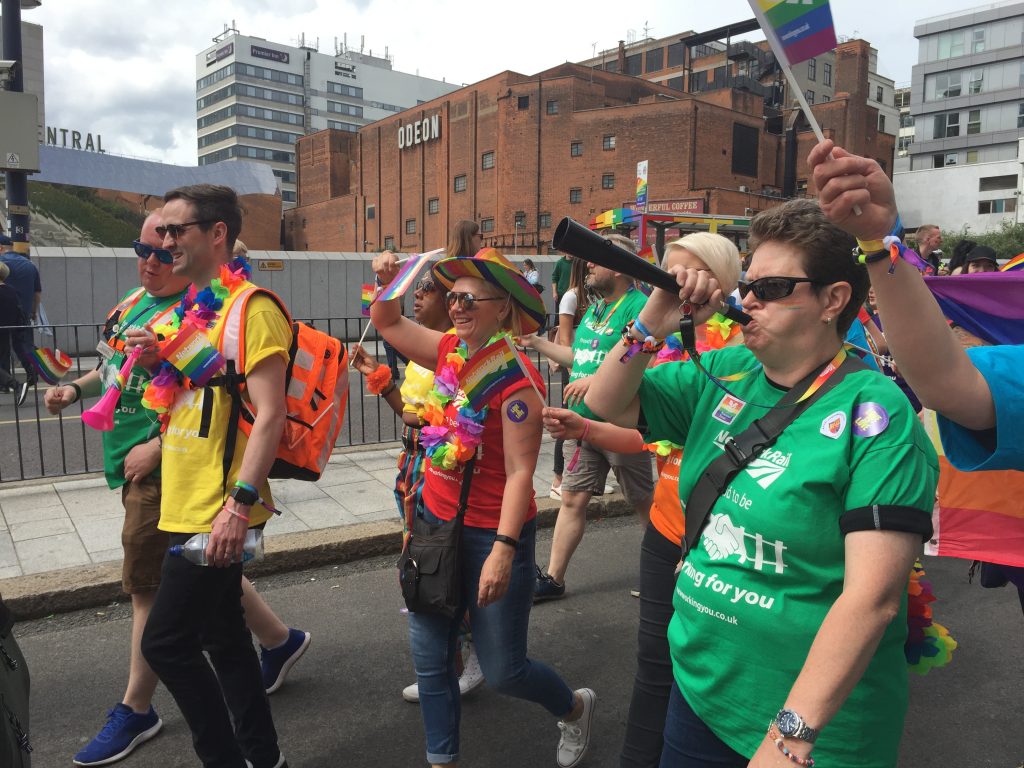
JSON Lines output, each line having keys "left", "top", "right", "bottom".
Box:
{"left": 120, "top": 476, "right": 168, "bottom": 594}
{"left": 561, "top": 440, "right": 655, "bottom": 510}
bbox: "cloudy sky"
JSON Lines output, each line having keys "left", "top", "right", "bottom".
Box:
{"left": 20, "top": 0, "right": 972, "bottom": 165}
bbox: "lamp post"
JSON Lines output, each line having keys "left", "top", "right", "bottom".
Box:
{"left": 513, "top": 219, "right": 522, "bottom": 257}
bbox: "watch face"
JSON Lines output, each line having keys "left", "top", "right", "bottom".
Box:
{"left": 777, "top": 710, "right": 800, "bottom": 736}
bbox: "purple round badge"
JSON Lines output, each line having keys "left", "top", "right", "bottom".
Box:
{"left": 506, "top": 400, "right": 529, "bottom": 423}
{"left": 852, "top": 402, "right": 889, "bottom": 437}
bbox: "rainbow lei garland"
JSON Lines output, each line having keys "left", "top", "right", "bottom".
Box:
{"left": 653, "top": 313, "right": 738, "bottom": 365}
{"left": 140, "top": 256, "right": 252, "bottom": 421}
{"left": 905, "top": 560, "right": 957, "bottom": 674}
{"left": 417, "top": 335, "right": 504, "bottom": 470}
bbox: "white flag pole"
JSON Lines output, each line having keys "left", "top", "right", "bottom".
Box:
{"left": 504, "top": 335, "right": 546, "bottom": 405}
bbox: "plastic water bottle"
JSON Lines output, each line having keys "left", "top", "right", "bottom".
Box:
{"left": 168, "top": 529, "right": 264, "bottom": 566}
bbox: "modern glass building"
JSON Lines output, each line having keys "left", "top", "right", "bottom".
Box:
{"left": 195, "top": 31, "right": 458, "bottom": 206}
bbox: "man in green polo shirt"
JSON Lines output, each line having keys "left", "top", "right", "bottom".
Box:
{"left": 524, "top": 235, "right": 655, "bottom": 600}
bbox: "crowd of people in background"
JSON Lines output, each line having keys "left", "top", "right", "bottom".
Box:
{"left": 0, "top": 138, "right": 1021, "bottom": 768}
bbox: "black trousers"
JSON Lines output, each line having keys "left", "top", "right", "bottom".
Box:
{"left": 0, "top": 328, "right": 35, "bottom": 385}
{"left": 0, "top": 603, "right": 31, "bottom": 768}
{"left": 621, "top": 523, "right": 680, "bottom": 768}
{"left": 141, "top": 535, "right": 280, "bottom": 768}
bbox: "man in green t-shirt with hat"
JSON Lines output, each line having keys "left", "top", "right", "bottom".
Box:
{"left": 523, "top": 234, "right": 655, "bottom": 600}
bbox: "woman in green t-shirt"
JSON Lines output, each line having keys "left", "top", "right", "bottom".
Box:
{"left": 586, "top": 200, "right": 938, "bottom": 768}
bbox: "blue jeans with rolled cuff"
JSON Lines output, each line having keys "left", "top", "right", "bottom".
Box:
{"left": 659, "top": 682, "right": 747, "bottom": 768}
{"left": 407, "top": 504, "right": 575, "bottom": 764}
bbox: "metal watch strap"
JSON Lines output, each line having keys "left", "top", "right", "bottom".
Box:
{"left": 775, "top": 709, "right": 819, "bottom": 743}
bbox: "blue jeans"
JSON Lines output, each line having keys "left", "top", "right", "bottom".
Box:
{"left": 407, "top": 507, "right": 575, "bottom": 764}
{"left": 660, "top": 682, "right": 747, "bottom": 768}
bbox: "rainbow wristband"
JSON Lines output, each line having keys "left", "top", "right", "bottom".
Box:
{"left": 234, "top": 480, "right": 258, "bottom": 495}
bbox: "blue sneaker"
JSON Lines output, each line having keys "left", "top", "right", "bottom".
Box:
{"left": 534, "top": 567, "right": 566, "bottom": 603}
{"left": 73, "top": 703, "right": 162, "bottom": 766}
{"left": 261, "top": 628, "right": 311, "bottom": 694}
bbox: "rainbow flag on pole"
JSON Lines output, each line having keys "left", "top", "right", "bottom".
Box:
{"left": 31, "top": 347, "right": 72, "bottom": 384}
{"left": 459, "top": 336, "right": 528, "bottom": 412}
{"left": 750, "top": 0, "right": 838, "bottom": 67}
{"left": 360, "top": 284, "right": 375, "bottom": 317}
{"left": 922, "top": 409, "right": 1024, "bottom": 568}
{"left": 375, "top": 248, "right": 444, "bottom": 303}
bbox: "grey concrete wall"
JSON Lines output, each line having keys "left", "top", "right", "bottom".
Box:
{"left": 29, "top": 249, "right": 557, "bottom": 354}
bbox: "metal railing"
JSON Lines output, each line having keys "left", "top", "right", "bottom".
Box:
{"left": 0, "top": 316, "right": 564, "bottom": 484}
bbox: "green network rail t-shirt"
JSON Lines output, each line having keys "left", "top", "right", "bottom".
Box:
{"left": 638, "top": 345, "right": 938, "bottom": 768}
{"left": 568, "top": 286, "right": 647, "bottom": 420}
{"left": 99, "top": 289, "right": 183, "bottom": 489}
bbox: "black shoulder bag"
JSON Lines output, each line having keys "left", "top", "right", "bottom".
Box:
{"left": 682, "top": 354, "right": 866, "bottom": 558}
{"left": 397, "top": 459, "right": 475, "bottom": 618}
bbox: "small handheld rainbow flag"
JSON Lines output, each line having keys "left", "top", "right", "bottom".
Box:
{"left": 1000, "top": 253, "right": 1024, "bottom": 272}
{"left": 459, "top": 336, "right": 528, "bottom": 412}
{"left": 31, "top": 347, "right": 72, "bottom": 384}
{"left": 376, "top": 248, "right": 444, "bottom": 303}
{"left": 161, "top": 323, "right": 225, "bottom": 387}
{"left": 361, "top": 284, "right": 375, "bottom": 317}
{"left": 750, "top": 0, "right": 837, "bottom": 68}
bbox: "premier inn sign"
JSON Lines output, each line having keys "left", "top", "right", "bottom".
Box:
{"left": 398, "top": 114, "right": 441, "bottom": 150}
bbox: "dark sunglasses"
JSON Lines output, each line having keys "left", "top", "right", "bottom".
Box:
{"left": 738, "top": 276, "right": 822, "bottom": 302}
{"left": 132, "top": 240, "right": 174, "bottom": 265}
{"left": 414, "top": 279, "right": 437, "bottom": 293}
{"left": 155, "top": 219, "right": 215, "bottom": 240}
{"left": 445, "top": 291, "right": 505, "bottom": 311}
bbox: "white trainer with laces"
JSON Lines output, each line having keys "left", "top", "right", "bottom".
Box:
{"left": 556, "top": 687, "right": 596, "bottom": 768}
{"left": 402, "top": 641, "right": 486, "bottom": 702}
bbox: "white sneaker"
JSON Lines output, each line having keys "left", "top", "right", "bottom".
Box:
{"left": 459, "top": 642, "right": 485, "bottom": 696}
{"left": 401, "top": 643, "right": 486, "bottom": 703}
{"left": 549, "top": 485, "right": 562, "bottom": 501}
{"left": 557, "top": 688, "right": 596, "bottom": 768}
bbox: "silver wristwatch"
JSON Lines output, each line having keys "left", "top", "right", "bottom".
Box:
{"left": 774, "top": 708, "right": 818, "bottom": 743}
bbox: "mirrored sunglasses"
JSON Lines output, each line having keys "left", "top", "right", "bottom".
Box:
{"left": 445, "top": 291, "right": 506, "bottom": 311}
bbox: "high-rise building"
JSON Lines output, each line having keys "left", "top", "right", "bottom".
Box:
{"left": 194, "top": 29, "right": 458, "bottom": 206}
{"left": 894, "top": 1, "right": 1024, "bottom": 232}
{"left": 894, "top": 86, "right": 915, "bottom": 159}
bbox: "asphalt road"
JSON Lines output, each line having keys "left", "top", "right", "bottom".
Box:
{"left": 13, "top": 517, "right": 1024, "bottom": 767}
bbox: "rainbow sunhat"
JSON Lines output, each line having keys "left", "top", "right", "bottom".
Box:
{"left": 432, "top": 248, "right": 546, "bottom": 334}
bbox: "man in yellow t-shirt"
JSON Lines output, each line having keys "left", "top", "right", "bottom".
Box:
{"left": 130, "top": 185, "right": 290, "bottom": 768}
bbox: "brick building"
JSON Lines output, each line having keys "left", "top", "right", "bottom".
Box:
{"left": 285, "top": 39, "right": 893, "bottom": 254}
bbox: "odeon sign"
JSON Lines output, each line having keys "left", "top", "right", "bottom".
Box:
{"left": 397, "top": 114, "right": 441, "bottom": 150}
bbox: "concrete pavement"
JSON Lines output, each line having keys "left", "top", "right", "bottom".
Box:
{"left": 0, "top": 436, "right": 629, "bottom": 617}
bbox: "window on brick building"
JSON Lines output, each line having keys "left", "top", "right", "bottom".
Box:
{"left": 384, "top": 236, "right": 395, "bottom": 250}
{"left": 517, "top": 95, "right": 529, "bottom": 110}
{"left": 481, "top": 151, "right": 495, "bottom": 170}
{"left": 366, "top": 204, "right": 375, "bottom": 220}
{"left": 805, "top": 90, "right": 815, "bottom": 104}
{"left": 405, "top": 219, "right": 417, "bottom": 235}
{"left": 514, "top": 211, "right": 527, "bottom": 228}
{"left": 481, "top": 218, "right": 495, "bottom": 233}
{"left": 602, "top": 135, "right": 616, "bottom": 150}
{"left": 878, "top": 114, "right": 886, "bottom": 132}
{"left": 823, "top": 62, "right": 833, "bottom": 87}
{"left": 807, "top": 58, "right": 817, "bottom": 81}
{"left": 454, "top": 175, "right": 467, "bottom": 192}
{"left": 602, "top": 173, "right": 615, "bottom": 189}
{"left": 569, "top": 188, "right": 582, "bottom": 204}
{"left": 571, "top": 141, "right": 583, "bottom": 157}
{"left": 539, "top": 213, "right": 552, "bottom": 228}
{"left": 428, "top": 198, "right": 439, "bottom": 215}
{"left": 731, "top": 123, "right": 759, "bottom": 177}
{"left": 646, "top": 47, "right": 664, "bottom": 73}
{"left": 546, "top": 100, "right": 559, "bottom": 115}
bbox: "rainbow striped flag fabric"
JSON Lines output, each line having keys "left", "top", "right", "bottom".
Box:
{"left": 922, "top": 409, "right": 1024, "bottom": 568}
{"left": 360, "top": 284, "right": 375, "bottom": 317}
{"left": 924, "top": 273, "right": 1024, "bottom": 346}
{"left": 1000, "top": 253, "right": 1024, "bottom": 272}
{"left": 376, "top": 248, "right": 444, "bottom": 303}
{"left": 749, "top": 0, "right": 838, "bottom": 67}
{"left": 459, "top": 336, "right": 528, "bottom": 412}
{"left": 31, "top": 347, "right": 72, "bottom": 384}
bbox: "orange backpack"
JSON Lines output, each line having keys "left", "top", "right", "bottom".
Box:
{"left": 216, "top": 285, "right": 349, "bottom": 482}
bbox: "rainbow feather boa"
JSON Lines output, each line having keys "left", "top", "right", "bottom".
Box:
{"left": 140, "top": 256, "right": 252, "bottom": 418}
{"left": 905, "top": 560, "right": 957, "bottom": 674}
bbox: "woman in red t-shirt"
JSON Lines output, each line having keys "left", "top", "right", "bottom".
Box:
{"left": 371, "top": 248, "right": 596, "bottom": 768}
